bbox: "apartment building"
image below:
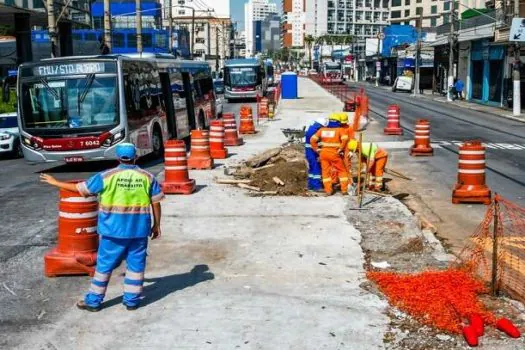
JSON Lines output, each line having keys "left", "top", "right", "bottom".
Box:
{"left": 282, "top": 0, "right": 306, "bottom": 48}
{"left": 306, "top": 0, "right": 389, "bottom": 55}
{"left": 245, "top": 0, "right": 278, "bottom": 57}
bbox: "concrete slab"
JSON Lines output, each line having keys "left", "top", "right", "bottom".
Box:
{"left": 17, "top": 78, "right": 388, "bottom": 349}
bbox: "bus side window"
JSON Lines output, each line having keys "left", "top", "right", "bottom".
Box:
{"left": 122, "top": 62, "right": 141, "bottom": 125}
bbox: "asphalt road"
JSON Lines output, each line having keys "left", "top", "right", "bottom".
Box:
{"left": 0, "top": 97, "right": 255, "bottom": 347}
{"left": 347, "top": 83, "right": 525, "bottom": 206}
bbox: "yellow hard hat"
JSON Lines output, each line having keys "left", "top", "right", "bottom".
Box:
{"left": 348, "top": 139, "right": 358, "bottom": 152}
{"left": 329, "top": 112, "right": 341, "bottom": 122}
{"left": 339, "top": 112, "right": 349, "bottom": 124}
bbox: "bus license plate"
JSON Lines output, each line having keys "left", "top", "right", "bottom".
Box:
{"left": 64, "top": 156, "right": 84, "bottom": 163}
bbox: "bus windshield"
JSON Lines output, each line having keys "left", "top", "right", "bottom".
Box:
{"left": 325, "top": 63, "right": 341, "bottom": 72}
{"left": 225, "top": 66, "right": 258, "bottom": 87}
{"left": 20, "top": 76, "right": 118, "bottom": 131}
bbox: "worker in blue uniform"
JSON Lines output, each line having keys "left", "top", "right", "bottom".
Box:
{"left": 305, "top": 117, "right": 329, "bottom": 191}
{"left": 40, "top": 143, "right": 164, "bottom": 311}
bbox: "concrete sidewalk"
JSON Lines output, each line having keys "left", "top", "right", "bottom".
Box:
{"left": 19, "top": 78, "right": 388, "bottom": 350}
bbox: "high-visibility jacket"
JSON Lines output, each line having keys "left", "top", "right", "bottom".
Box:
{"left": 77, "top": 164, "right": 164, "bottom": 238}
{"left": 310, "top": 127, "right": 349, "bottom": 153}
{"left": 354, "top": 142, "right": 387, "bottom": 160}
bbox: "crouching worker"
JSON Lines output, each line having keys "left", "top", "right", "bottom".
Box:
{"left": 348, "top": 140, "right": 388, "bottom": 192}
{"left": 305, "top": 118, "right": 329, "bottom": 191}
{"left": 310, "top": 121, "right": 350, "bottom": 195}
{"left": 40, "top": 143, "right": 164, "bottom": 311}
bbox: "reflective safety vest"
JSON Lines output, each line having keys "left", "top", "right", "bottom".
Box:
{"left": 356, "top": 142, "right": 387, "bottom": 160}
{"left": 310, "top": 127, "right": 349, "bottom": 153}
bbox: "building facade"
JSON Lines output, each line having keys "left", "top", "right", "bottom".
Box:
{"left": 282, "top": 0, "right": 306, "bottom": 48}
{"left": 244, "top": 0, "right": 278, "bottom": 57}
{"left": 306, "top": 0, "right": 389, "bottom": 56}
{"left": 254, "top": 14, "right": 281, "bottom": 54}
{"left": 92, "top": 0, "right": 162, "bottom": 30}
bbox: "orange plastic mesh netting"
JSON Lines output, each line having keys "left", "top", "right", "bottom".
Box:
{"left": 367, "top": 269, "right": 497, "bottom": 333}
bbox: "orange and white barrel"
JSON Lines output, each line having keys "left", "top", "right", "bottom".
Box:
{"left": 187, "top": 130, "right": 214, "bottom": 170}
{"left": 410, "top": 119, "right": 433, "bottom": 156}
{"left": 384, "top": 104, "right": 403, "bottom": 135}
{"left": 239, "top": 105, "right": 256, "bottom": 134}
{"left": 44, "top": 185, "right": 99, "bottom": 277}
{"left": 223, "top": 113, "right": 244, "bottom": 146}
{"left": 209, "top": 120, "right": 228, "bottom": 159}
{"left": 452, "top": 140, "right": 491, "bottom": 204}
{"left": 163, "top": 139, "right": 196, "bottom": 194}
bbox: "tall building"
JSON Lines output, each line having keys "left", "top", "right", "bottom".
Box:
{"left": 389, "top": 0, "right": 486, "bottom": 28}
{"left": 165, "top": 0, "right": 232, "bottom": 60}
{"left": 244, "top": 0, "right": 278, "bottom": 57}
{"left": 254, "top": 14, "right": 281, "bottom": 54}
{"left": 305, "top": 0, "right": 390, "bottom": 55}
{"left": 282, "top": 0, "right": 306, "bottom": 48}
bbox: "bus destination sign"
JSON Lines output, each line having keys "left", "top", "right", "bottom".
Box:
{"left": 34, "top": 62, "right": 106, "bottom": 77}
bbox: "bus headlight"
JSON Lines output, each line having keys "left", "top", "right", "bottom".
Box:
{"left": 102, "top": 130, "right": 125, "bottom": 147}
{"left": 22, "top": 135, "right": 43, "bottom": 150}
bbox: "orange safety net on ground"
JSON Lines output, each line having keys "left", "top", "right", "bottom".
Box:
{"left": 459, "top": 195, "right": 525, "bottom": 304}
{"left": 367, "top": 269, "right": 497, "bottom": 333}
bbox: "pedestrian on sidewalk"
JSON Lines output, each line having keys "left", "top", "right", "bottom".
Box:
{"left": 40, "top": 143, "right": 164, "bottom": 312}
{"left": 304, "top": 117, "right": 329, "bottom": 191}
{"left": 348, "top": 140, "right": 388, "bottom": 192}
{"left": 310, "top": 118, "right": 350, "bottom": 195}
{"left": 455, "top": 78, "right": 464, "bottom": 100}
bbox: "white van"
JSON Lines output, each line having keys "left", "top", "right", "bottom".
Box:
{"left": 392, "top": 75, "right": 414, "bottom": 92}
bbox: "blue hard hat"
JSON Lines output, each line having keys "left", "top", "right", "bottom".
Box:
{"left": 116, "top": 143, "right": 137, "bottom": 160}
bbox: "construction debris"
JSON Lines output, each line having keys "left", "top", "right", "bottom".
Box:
{"left": 237, "top": 183, "right": 261, "bottom": 192}
{"left": 214, "top": 178, "right": 252, "bottom": 185}
{"left": 272, "top": 177, "right": 285, "bottom": 186}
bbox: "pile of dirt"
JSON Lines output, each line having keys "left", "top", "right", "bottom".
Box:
{"left": 223, "top": 144, "right": 308, "bottom": 196}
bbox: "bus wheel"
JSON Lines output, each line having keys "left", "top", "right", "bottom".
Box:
{"left": 152, "top": 126, "right": 164, "bottom": 158}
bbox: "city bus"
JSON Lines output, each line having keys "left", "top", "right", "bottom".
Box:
{"left": 321, "top": 61, "right": 343, "bottom": 84}
{"left": 223, "top": 58, "right": 266, "bottom": 102}
{"left": 264, "top": 59, "right": 275, "bottom": 87}
{"left": 17, "top": 53, "right": 216, "bottom": 163}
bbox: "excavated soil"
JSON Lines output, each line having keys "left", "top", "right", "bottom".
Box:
{"left": 249, "top": 159, "right": 308, "bottom": 195}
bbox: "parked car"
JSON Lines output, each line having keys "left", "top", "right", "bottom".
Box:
{"left": 0, "top": 112, "right": 22, "bottom": 158}
{"left": 392, "top": 75, "right": 414, "bottom": 92}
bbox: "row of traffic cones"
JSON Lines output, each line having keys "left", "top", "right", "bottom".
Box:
{"left": 162, "top": 106, "right": 257, "bottom": 195}
{"left": 383, "top": 104, "right": 491, "bottom": 205}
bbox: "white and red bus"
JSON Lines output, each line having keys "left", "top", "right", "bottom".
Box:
{"left": 321, "top": 61, "right": 343, "bottom": 84}
{"left": 17, "top": 54, "right": 216, "bottom": 163}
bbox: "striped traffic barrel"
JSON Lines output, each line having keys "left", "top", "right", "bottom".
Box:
{"left": 44, "top": 185, "right": 99, "bottom": 277}
{"left": 409, "top": 119, "right": 433, "bottom": 156}
{"left": 452, "top": 140, "right": 491, "bottom": 204}
{"left": 239, "top": 105, "right": 256, "bottom": 134}
{"left": 223, "top": 113, "right": 244, "bottom": 146}
{"left": 383, "top": 104, "right": 403, "bottom": 135}
{"left": 163, "top": 139, "right": 196, "bottom": 194}
{"left": 209, "top": 120, "right": 228, "bottom": 159}
{"left": 187, "top": 129, "right": 214, "bottom": 170}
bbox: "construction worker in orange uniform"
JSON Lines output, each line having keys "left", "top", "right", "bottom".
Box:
{"left": 348, "top": 140, "right": 388, "bottom": 191}
{"left": 338, "top": 112, "right": 355, "bottom": 175}
{"left": 310, "top": 119, "right": 350, "bottom": 195}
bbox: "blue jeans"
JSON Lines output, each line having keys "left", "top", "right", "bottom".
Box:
{"left": 85, "top": 236, "right": 148, "bottom": 308}
{"left": 306, "top": 147, "right": 322, "bottom": 190}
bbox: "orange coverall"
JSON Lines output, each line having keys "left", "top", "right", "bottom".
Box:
{"left": 341, "top": 124, "right": 355, "bottom": 174}
{"left": 360, "top": 144, "right": 388, "bottom": 191}
{"left": 310, "top": 127, "right": 349, "bottom": 194}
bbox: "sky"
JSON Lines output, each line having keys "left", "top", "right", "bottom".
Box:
{"left": 230, "top": 0, "right": 281, "bottom": 28}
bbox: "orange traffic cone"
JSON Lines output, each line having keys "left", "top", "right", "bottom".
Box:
{"left": 44, "top": 184, "right": 99, "bottom": 277}
{"left": 163, "top": 139, "right": 196, "bottom": 194}
{"left": 452, "top": 140, "right": 491, "bottom": 205}
{"left": 209, "top": 120, "right": 228, "bottom": 159}
{"left": 187, "top": 129, "right": 214, "bottom": 170}
{"left": 223, "top": 113, "right": 244, "bottom": 146}
{"left": 258, "top": 97, "right": 269, "bottom": 120}
{"left": 239, "top": 105, "right": 256, "bottom": 134}
{"left": 410, "top": 119, "right": 433, "bottom": 156}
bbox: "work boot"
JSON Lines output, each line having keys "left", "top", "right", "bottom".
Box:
{"left": 124, "top": 304, "right": 139, "bottom": 311}
{"left": 76, "top": 300, "right": 101, "bottom": 312}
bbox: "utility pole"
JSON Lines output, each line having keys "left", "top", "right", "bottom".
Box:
{"left": 136, "top": 0, "right": 143, "bottom": 54}
{"left": 191, "top": 9, "right": 195, "bottom": 58}
{"left": 47, "top": 0, "right": 58, "bottom": 57}
{"left": 104, "top": 0, "right": 111, "bottom": 53}
{"left": 168, "top": 0, "right": 173, "bottom": 54}
{"left": 513, "top": 0, "right": 521, "bottom": 116}
{"left": 215, "top": 26, "right": 220, "bottom": 71}
{"left": 375, "top": 33, "right": 382, "bottom": 87}
{"left": 414, "top": 12, "right": 422, "bottom": 96}
{"left": 447, "top": 2, "right": 456, "bottom": 102}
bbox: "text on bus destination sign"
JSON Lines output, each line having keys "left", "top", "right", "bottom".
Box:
{"left": 35, "top": 63, "right": 106, "bottom": 76}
